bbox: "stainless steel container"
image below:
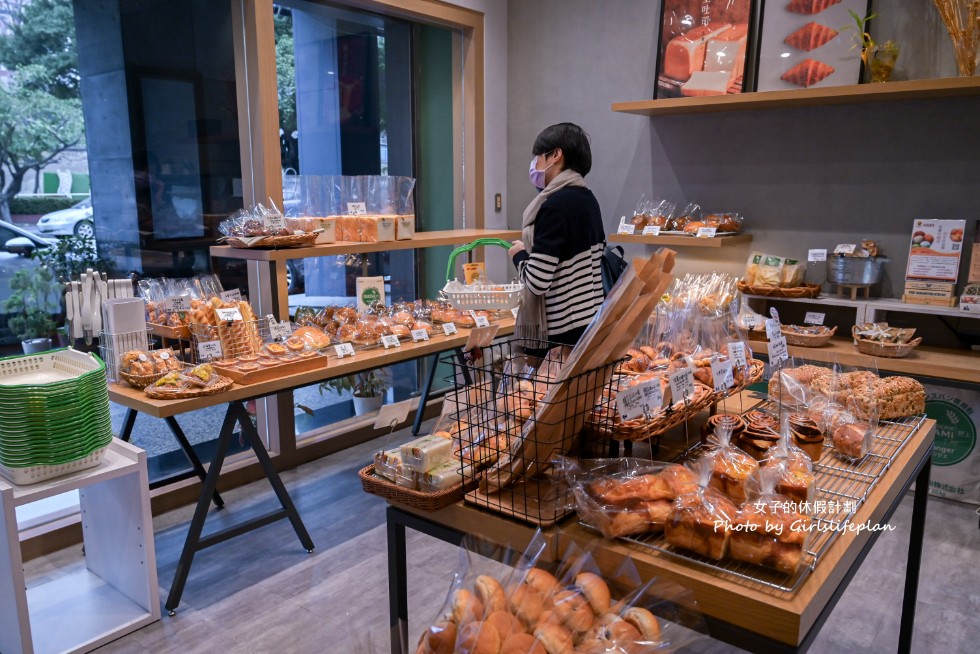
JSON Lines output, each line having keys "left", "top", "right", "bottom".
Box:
{"left": 826, "top": 256, "right": 889, "bottom": 285}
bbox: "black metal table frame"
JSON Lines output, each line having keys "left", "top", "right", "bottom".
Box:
{"left": 386, "top": 446, "right": 933, "bottom": 654}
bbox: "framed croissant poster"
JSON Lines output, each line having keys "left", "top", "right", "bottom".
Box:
{"left": 654, "top": 0, "right": 760, "bottom": 99}
{"left": 755, "top": 0, "right": 872, "bottom": 91}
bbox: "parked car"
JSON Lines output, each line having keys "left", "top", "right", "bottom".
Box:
{"left": 0, "top": 220, "right": 57, "bottom": 344}
{"left": 36, "top": 196, "right": 95, "bottom": 238}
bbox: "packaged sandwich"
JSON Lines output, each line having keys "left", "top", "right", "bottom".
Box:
{"left": 400, "top": 433, "right": 454, "bottom": 473}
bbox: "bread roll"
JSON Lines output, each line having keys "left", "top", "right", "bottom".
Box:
{"left": 622, "top": 607, "right": 661, "bottom": 641}
{"left": 501, "top": 633, "right": 547, "bottom": 654}
{"left": 416, "top": 620, "right": 456, "bottom": 654}
{"left": 485, "top": 611, "right": 523, "bottom": 642}
{"left": 509, "top": 583, "right": 546, "bottom": 627}
{"left": 452, "top": 588, "right": 485, "bottom": 626}
{"left": 574, "top": 573, "right": 610, "bottom": 615}
{"left": 475, "top": 575, "right": 508, "bottom": 616}
{"left": 456, "top": 620, "right": 500, "bottom": 654}
{"left": 524, "top": 569, "right": 560, "bottom": 599}
{"left": 532, "top": 623, "right": 573, "bottom": 654}
{"left": 551, "top": 590, "right": 593, "bottom": 634}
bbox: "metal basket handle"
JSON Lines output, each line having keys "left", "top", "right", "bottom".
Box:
{"left": 445, "top": 238, "right": 515, "bottom": 282}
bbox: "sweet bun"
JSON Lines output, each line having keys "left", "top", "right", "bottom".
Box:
{"left": 452, "top": 588, "right": 485, "bottom": 626}
{"left": 501, "top": 632, "right": 547, "bottom": 654}
{"left": 532, "top": 623, "right": 573, "bottom": 654}
{"left": 475, "top": 575, "right": 508, "bottom": 616}
{"left": 551, "top": 590, "right": 593, "bottom": 634}
{"left": 622, "top": 607, "right": 661, "bottom": 641}
{"left": 574, "top": 572, "right": 611, "bottom": 615}
{"left": 416, "top": 620, "right": 456, "bottom": 654}
{"left": 509, "top": 583, "right": 546, "bottom": 627}
{"left": 524, "top": 569, "right": 560, "bottom": 599}
{"left": 485, "top": 610, "right": 523, "bottom": 642}
{"left": 456, "top": 620, "right": 501, "bottom": 654}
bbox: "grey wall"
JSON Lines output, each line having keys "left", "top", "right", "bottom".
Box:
{"left": 507, "top": 0, "right": 980, "bottom": 298}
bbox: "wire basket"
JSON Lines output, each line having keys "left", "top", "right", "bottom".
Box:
{"left": 447, "top": 338, "right": 622, "bottom": 526}
{"left": 98, "top": 327, "right": 152, "bottom": 382}
{"left": 189, "top": 318, "right": 269, "bottom": 363}
{"left": 442, "top": 237, "right": 524, "bottom": 310}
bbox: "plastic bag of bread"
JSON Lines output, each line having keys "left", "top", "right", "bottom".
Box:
{"left": 665, "top": 457, "right": 738, "bottom": 560}
{"left": 767, "top": 362, "right": 832, "bottom": 409}
{"left": 703, "top": 426, "right": 758, "bottom": 504}
{"left": 758, "top": 416, "right": 815, "bottom": 505}
{"left": 728, "top": 466, "right": 812, "bottom": 574}
{"left": 781, "top": 258, "right": 805, "bottom": 287}
{"left": 668, "top": 201, "right": 700, "bottom": 232}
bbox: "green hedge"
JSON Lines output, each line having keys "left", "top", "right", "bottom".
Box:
{"left": 9, "top": 195, "right": 87, "bottom": 215}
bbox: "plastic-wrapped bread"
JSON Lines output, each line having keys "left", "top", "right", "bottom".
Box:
{"left": 400, "top": 434, "right": 454, "bottom": 473}
{"left": 729, "top": 467, "right": 811, "bottom": 574}
{"left": 396, "top": 214, "right": 415, "bottom": 240}
{"left": 311, "top": 216, "right": 337, "bottom": 243}
{"left": 377, "top": 215, "right": 396, "bottom": 241}
{"left": 704, "top": 425, "right": 758, "bottom": 504}
{"left": 339, "top": 215, "right": 359, "bottom": 241}
{"left": 665, "top": 458, "right": 737, "bottom": 560}
{"left": 419, "top": 461, "right": 469, "bottom": 492}
{"left": 358, "top": 215, "right": 380, "bottom": 242}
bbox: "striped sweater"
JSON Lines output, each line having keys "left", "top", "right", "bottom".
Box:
{"left": 512, "top": 187, "right": 606, "bottom": 340}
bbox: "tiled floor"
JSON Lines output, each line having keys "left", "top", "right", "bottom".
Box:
{"left": 21, "top": 424, "right": 980, "bottom": 653}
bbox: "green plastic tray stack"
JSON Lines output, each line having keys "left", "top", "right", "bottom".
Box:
{"left": 0, "top": 349, "right": 114, "bottom": 474}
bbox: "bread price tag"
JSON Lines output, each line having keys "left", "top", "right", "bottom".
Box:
{"left": 808, "top": 249, "right": 827, "bottom": 262}
{"left": 834, "top": 243, "right": 856, "bottom": 255}
{"left": 804, "top": 312, "right": 825, "bottom": 325}
{"left": 137, "top": 353, "right": 148, "bottom": 362}
{"left": 197, "top": 340, "right": 222, "bottom": 361}
{"left": 669, "top": 368, "right": 696, "bottom": 402}
{"left": 442, "top": 322, "right": 458, "bottom": 336}
{"left": 695, "top": 226, "right": 717, "bottom": 238}
{"left": 464, "top": 324, "right": 499, "bottom": 352}
{"left": 711, "top": 358, "right": 735, "bottom": 392}
{"left": 263, "top": 213, "right": 286, "bottom": 233}
{"left": 470, "top": 311, "right": 490, "bottom": 328}
{"left": 346, "top": 202, "right": 367, "bottom": 216}
{"left": 373, "top": 400, "right": 412, "bottom": 430}
{"left": 728, "top": 341, "right": 748, "bottom": 368}
{"left": 769, "top": 335, "right": 790, "bottom": 363}
{"left": 334, "top": 343, "right": 355, "bottom": 358}
{"left": 617, "top": 223, "right": 635, "bottom": 235}
{"left": 158, "top": 351, "right": 170, "bottom": 360}
{"left": 765, "top": 318, "right": 782, "bottom": 341}
{"left": 411, "top": 328, "right": 429, "bottom": 342}
{"left": 616, "top": 379, "right": 663, "bottom": 421}
{"left": 167, "top": 296, "right": 191, "bottom": 313}
{"left": 742, "top": 313, "right": 762, "bottom": 329}
{"left": 381, "top": 334, "right": 401, "bottom": 349}
{"left": 216, "top": 307, "right": 243, "bottom": 322}
{"left": 642, "top": 225, "right": 661, "bottom": 236}
{"left": 269, "top": 318, "right": 292, "bottom": 342}
{"left": 220, "top": 289, "right": 242, "bottom": 302}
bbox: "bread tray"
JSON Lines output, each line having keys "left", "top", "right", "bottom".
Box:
{"left": 782, "top": 325, "right": 837, "bottom": 348}
{"left": 737, "top": 282, "right": 821, "bottom": 298}
{"left": 223, "top": 233, "right": 317, "bottom": 249}
{"left": 359, "top": 464, "right": 473, "bottom": 511}
{"left": 144, "top": 375, "right": 234, "bottom": 399}
{"left": 853, "top": 336, "right": 923, "bottom": 358}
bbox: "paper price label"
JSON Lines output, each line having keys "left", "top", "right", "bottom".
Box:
{"left": 263, "top": 213, "right": 286, "bottom": 233}
{"left": 137, "top": 353, "right": 148, "bottom": 362}
{"left": 743, "top": 314, "right": 762, "bottom": 329}
{"left": 804, "top": 311, "right": 825, "bottom": 325}
{"left": 269, "top": 319, "right": 292, "bottom": 341}
{"left": 728, "top": 341, "right": 748, "bottom": 368}
{"left": 411, "top": 328, "right": 429, "bottom": 342}
{"left": 381, "top": 334, "right": 401, "bottom": 349}
{"left": 197, "top": 340, "right": 222, "bottom": 361}
{"left": 834, "top": 243, "right": 856, "bottom": 255}
{"left": 769, "top": 307, "right": 781, "bottom": 322}
{"left": 642, "top": 225, "right": 661, "bottom": 236}
{"left": 464, "top": 325, "right": 499, "bottom": 352}
{"left": 617, "top": 223, "right": 635, "bottom": 235}
{"left": 347, "top": 202, "right": 367, "bottom": 216}
{"left": 669, "top": 368, "right": 696, "bottom": 402}
{"left": 334, "top": 343, "right": 355, "bottom": 358}
{"left": 765, "top": 318, "right": 782, "bottom": 341}
{"left": 216, "top": 307, "right": 243, "bottom": 322}
{"left": 695, "top": 226, "right": 717, "bottom": 238}
{"left": 373, "top": 401, "right": 412, "bottom": 430}
{"left": 220, "top": 289, "right": 242, "bottom": 302}
{"left": 167, "top": 296, "right": 191, "bottom": 313}
{"left": 711, "top": 358, "right": 735, "bottom": 392}
{"left": 158, "top": 351, "right": 170, "bottom": 360}
{"left": 470, "top": 311, "right": 490, "bottom": 328}
{"left": 808, "top": 249, "right": 827, "bottom": 262}
{"left": 769, "top": 335, "right": 790, "bottom": 363}
{"left": 616, "top": 379, "right": 663, "bottom": 421}
{"left": 442, "top": 322, "right": 458, "bottom": 336}
{"left": 511, "top": 307, "right": 520, "bottom": 319}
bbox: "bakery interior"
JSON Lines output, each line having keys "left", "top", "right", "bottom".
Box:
{"left": 1, "top": 1, "right": 979, "bottom": 653}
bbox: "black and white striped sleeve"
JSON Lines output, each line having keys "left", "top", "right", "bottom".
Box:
{"left": 512, "top": 206, "right": 565, "bottom": 296}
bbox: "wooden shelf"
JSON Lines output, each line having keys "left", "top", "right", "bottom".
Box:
{"left": 612, "top": 77, "right": 980, "bottom": 116}
{"left": 744, "top": 293, "right": 980, "bottom": 323}
{"left": 609, "top": 233, "right": 752, "bottom": 248}
{"left": 753, "top": 339, "right": 980, "bottom": 384}
{"left": 210, "top": 229, "right": 521, "bottom": 262}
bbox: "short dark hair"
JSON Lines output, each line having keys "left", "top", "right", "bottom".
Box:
{"left": 532, "top": 123, "right": 592, "bottom": 177}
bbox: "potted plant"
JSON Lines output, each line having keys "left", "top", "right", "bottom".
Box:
{"left": 2, "top": 267, "right": 59, "bottom": 353}
{"left": 320, "top": 369, "right": 390, "bottom": 415}
{"left": 844, "top": 10, "right": 899, "bottom": 83}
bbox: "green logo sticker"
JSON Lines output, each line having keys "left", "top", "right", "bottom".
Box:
{"left": 926, "top": 399, "right": 976, "bottom": 466}
{"left": 361, "top": 287, "right": 381, "bottom": 306}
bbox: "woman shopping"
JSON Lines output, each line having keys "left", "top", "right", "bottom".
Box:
{"left": 509, "top": 122, "right": 606, "bottom": 348}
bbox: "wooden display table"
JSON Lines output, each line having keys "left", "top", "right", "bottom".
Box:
{"left": 385, "top": 393, "right": 935, "bottom": 654}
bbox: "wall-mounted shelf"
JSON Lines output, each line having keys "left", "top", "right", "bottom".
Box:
{"left": 743, "top": 293, "right": 978, "bottom": 324}
{"left": 608, "top": 233, "right": 752, "bottom": 248}
{"left": 612, "top": 77, "right": 980, "bottom": 117}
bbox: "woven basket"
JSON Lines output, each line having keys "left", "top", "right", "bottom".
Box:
{"left": 712, "top": 358, "right": 766, "bottom": 402}
{"left": 737, "top": 281, "right": 821, "bottom": 298}
{"left": 224, "top": 233, "right": 317, "bottom": 249}
{"left": 144, "top": 375, "right": 234, "bottom": 399}
{"left": 588, "top": 382, "right": 714, "bottom": 442}
{"left": 358, "top": 464, "right": 469, "bottom": 511}
{"left": 118, "top": 369, "right": 168, "bottom": 389}
{"left": 782, "top": 325, "right": 837, "bottom": 348}
{"left": 853, "top": 336, "right": 922, "bottom": 358}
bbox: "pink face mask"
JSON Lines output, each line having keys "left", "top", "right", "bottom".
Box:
{"left": 529, "top": 156, "right": 554, "bottom": 190}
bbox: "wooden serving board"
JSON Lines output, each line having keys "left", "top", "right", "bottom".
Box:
{"left": 213, "top": 353, "right": 328, "bottom": 384}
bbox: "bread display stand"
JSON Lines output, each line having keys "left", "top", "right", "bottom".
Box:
{"left": 384, "top": 390, "right": 936, "bottom": 654}
{"left": 0, "top": 440, "right": 160, "bottom": 654}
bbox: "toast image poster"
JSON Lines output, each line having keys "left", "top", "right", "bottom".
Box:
{"left": 905, "top": 219, "right": 966, "bottom": 282}
{"left": 655, "top": 0, "right": 755, "bottom": 99}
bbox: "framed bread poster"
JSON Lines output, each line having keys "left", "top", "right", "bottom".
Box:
{"left": 755, "top": 0, "right": 871, "bottom": 92}
{"left": 654, "top": 0, "right": 760, "bottom": 99}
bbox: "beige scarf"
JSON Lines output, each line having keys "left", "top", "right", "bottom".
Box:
{"left": 516, "top": 168, "right": 588, "bottom": 342}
